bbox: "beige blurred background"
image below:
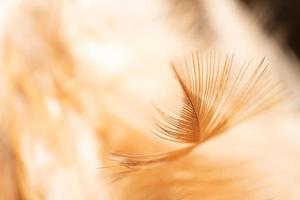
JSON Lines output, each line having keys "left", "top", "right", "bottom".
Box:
{"left": 0, "top": 0, "right": 300, "bottom": 199}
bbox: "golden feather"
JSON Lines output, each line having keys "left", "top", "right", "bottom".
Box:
{"left": 112, "top": 51, "right": 284, "bottom": 170}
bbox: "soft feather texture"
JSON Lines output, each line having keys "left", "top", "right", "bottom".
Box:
{"left": 112, "top": 52, "right": 284, "bottom": 172}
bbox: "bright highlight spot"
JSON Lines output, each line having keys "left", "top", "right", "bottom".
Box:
{"left": 81, "top": 41, "right": 131, "bottom": 77}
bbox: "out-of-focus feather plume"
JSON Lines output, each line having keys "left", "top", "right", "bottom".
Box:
{"left": 112, "top": 51, "right": 284, "bottom": 170}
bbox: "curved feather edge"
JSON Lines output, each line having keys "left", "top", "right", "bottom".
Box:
{"left": 111, "top": 51, "right": 285, "bottom": 175}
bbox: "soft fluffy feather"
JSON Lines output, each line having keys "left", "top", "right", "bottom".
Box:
{"left": 112, "top": 52, "right": 284, "bottom": 172}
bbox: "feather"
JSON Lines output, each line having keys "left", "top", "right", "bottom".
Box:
{"left": 112, "top": 51, "right": 284, "bottom": 171}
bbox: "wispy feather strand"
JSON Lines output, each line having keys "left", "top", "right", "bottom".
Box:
{"left": 112, "top": 51, "right": 284, "bottom": 170}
